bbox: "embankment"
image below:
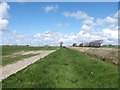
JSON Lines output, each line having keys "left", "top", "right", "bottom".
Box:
{"left": 69, "top": 47, "right": 118, "bottom": 65}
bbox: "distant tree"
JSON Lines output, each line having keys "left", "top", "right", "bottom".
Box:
{"left": 79, "top": 43, "right": 83, "bottom": 47}
{"left": 108, "top": 44, "right": 113, "bottom": 46}
{"left": 72, "top": 43, "right": 77, "bottom": 47}
{"left": 89, "top": 40, "right": 103, "bottom": 47}
{"left": 83, "top": 42, "right": 90, "bottom": 47}
{"left": 26, "top": 45, "right": 29, "bottom": 47}
{"left": 6, "top": 45, "right": 9, "bottom": 47}
{"left": 63, "top": 46, "right": 66, "bottom": 48}
{"left": 60, "top": 41, "right": 63, "bottom": 47}
{"left": 45, "top": 45, "right": 48, "bottom": 47}
{"left": 89, "top": 42, "right": 94, "bottom": 47}
{"left": 95, "top": 40, "right": 103, "bottom": 47}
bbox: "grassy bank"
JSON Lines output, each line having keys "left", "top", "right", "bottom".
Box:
{"left": 2, "top": 48, "right": 118, "bottom": 88}
{"left": 70, "top": 47, "right": 118, "bottom": 65}
{"left": 2, "top": 46, "right": 59, "bottom": 56}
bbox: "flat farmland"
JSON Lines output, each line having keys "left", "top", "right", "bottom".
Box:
{"left": 2, "top": 46, "right": 58, "bottom": 66}
{"left": 2, "top": 46, "right": 58, "bottom": 56}
{"left": 2, "top": 47, "right": 118, "bottom": 88}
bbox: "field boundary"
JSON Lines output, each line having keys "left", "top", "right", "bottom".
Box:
{"left": 69, "top": 47, "right": 118, "bottom": 65}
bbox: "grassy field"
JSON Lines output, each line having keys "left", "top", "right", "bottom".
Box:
{"left": 2, "top": 46, "right": 58, "bottom": 56}
{"left": 2, "top": 48, "right": 118, "bottom": 88}
{"left": 101, "top": 46, "right": 119, "bottom": 49}
{"left": 2, "top": 46, "right": 58, "bottom": 66}
{"left": 2, "top": 53, "right": 38, "bottom": 66}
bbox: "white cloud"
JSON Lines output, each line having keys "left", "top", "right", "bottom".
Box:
{"left": 63, "top": 11, "right": 95, "bottom": 32}
{"left": 43, "top": 5, "right": 58, "bottom": 13}
{"left": 62, "top": 10, "right": 118, "bottom": 45}
{"left": 96, "top": 16, "right": 117, "bottom": 25}
{"left": 94, "top": 14, "right": 118, "bottom": 44}
{"left": 2, "top": 9, "right": 118, "bottom": 46}
{"left": 105, "top": 16, "right": 117, "bottom": 24}
{"left": 114, "top": 10, "right": 120, "bottom": 18}
{"left": 0, "top": 2, "right": 10, "bottom": 31}
{"left": 103, "top": 28, "right": 118, "bottom": 39}
{"left": 2, "top": 25, "right": 118, "bottom": 46}
{"left": 83, "top": 19, "right": 95, "bottom": 26}
{"left": 81, "top": 24, "right": 93, "bottom": 31}
{"left": 0, "top": 2, "right": 10, "bottom": 19}
{"left": 63, "top": 11, "right": 92, "bottom": 20}
{"left": 56, "top": 23, "right": 69, "bottom": 27}
{"left": 0, "top": 18, "right": 9, "bottom": 31}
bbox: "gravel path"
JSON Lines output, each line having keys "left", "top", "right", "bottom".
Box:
{"left": 0, "top": 50, "right": 56, "bottom": 81}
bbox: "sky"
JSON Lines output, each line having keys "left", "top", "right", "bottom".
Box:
{"left": 0, "top": 2, "right": 119, "bottom": 46}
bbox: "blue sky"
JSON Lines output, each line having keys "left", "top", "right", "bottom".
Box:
{"left": 1, "top": 2, "right": 119, "bottom": 46}
{"left": 8, "top": 2, "right": 118, "bottom": 35}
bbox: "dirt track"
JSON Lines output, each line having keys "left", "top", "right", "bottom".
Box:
{"left": 0, "top": 50, "right": 56, "bottom": 81}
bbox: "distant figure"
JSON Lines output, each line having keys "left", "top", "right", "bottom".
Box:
{"left": 60, "top": 41, "right": 63, "bottom": 47}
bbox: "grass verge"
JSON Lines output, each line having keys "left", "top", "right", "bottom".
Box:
{"left": 2, "top": 48, "right": 118, "bottom": 88}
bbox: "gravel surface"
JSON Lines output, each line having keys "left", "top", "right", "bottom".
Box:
{"left": 0, "top": 50, "right": 56, "bottom": 81}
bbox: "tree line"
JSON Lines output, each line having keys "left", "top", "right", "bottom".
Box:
{"left": 72, "top": 40, "right": 103, "bottom": 47}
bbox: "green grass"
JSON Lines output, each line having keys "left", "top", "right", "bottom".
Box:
{"left": 2, "top": 46, "right": 58, "bottom": 56}
{"left": 2, "top": 48, "right": 118, "bottom": 88}
{"left": 101, "top": 46, "right": 119, "bottom": 49}
{"left": 2, "top": 54, "right": 38, "bottom": 66}
{"left": 0, "top": 46, "right": 2, "bottom": 56}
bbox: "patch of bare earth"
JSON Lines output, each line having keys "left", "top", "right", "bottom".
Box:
{"left": 13, "top": 50, "right": 44, "bottom": 55}
{"left": 69, "top": 47, "right": 118, "bottom": 65}
{"left": 3, "top": 50, "right": 46, "bottom": 58}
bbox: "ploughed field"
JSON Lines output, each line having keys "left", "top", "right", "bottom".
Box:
{"left": 2, "top": 47, "right": 118, "bottom": 88}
